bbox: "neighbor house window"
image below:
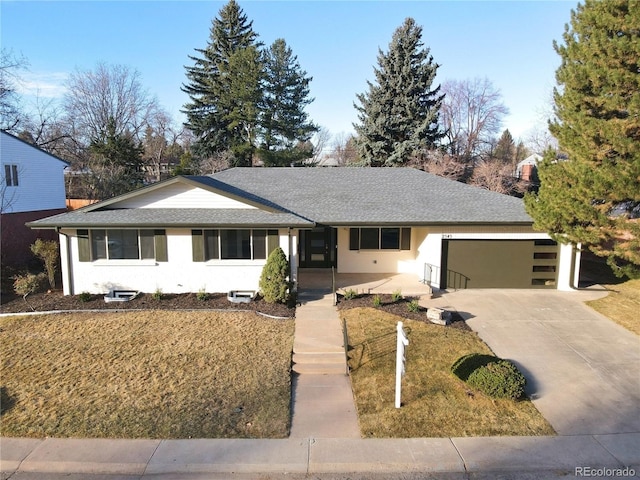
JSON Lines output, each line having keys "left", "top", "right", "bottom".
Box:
{"left": 77, "top": 229, "right": 167, "bottom": 262}
{"left": 349, "top": 228, "right": 411, "bottom": 250}
{"left": 192, "top": 229, "right": 278, "bottom": 262}
{"left": 3, "top": 164, "right": 19, "bottom": 187}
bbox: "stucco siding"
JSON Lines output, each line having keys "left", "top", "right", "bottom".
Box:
{"left": 62, "top": 228, "right": 293, "bottom": 295}
{"left": 114, "top": 183, "right": 257, "bottom": 209}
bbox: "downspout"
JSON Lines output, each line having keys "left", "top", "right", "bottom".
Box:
{"left": 288, "top": 228, "right": 297, "bottom": 292}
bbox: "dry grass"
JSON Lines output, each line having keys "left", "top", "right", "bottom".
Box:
{"left": 587, "top": 279, "right": 640, "bottom": 336}
{"left": 1, "top": 311, "right": 294, "bottom": 439}
{"left": 343, "top": 308, "right": 555, "bottom": 438}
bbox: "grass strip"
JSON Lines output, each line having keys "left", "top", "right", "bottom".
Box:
{"left": 586, "top": 279, "right": 640, "bottom": 336}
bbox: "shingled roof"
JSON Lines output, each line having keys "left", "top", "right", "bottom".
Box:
{"left": 208, "top": 167, "right": 533, "bottom": 225}
{"left": 28, "top": 167, "right": 533, "bottom": 229}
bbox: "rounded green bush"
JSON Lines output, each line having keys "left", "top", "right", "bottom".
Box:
{"left": 466, "top": 360, "right": 526, "bottom": 400}
{"left": 451, "top": 353, "right": 500, "bottom": 381}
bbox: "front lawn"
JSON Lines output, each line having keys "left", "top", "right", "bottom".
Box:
{"left": 0, "top": 311, "right": 294, "bottom": 439}
{"left": 343, "top": 308, "right": 555, "bottom": 438}
{"left": 587, "top": 279, "right": 640, "bottom": 336}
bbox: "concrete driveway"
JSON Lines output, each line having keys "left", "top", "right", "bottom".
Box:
{"left": 429, "top": 288, "right": 640, "bottom": 435}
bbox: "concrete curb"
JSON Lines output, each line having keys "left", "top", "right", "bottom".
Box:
{"left": 2, "top": 434, "right": 639, "bottom": 477}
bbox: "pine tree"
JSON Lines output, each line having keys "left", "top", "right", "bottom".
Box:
{"left": 354, "top": 18, "right": 444, "bottom": 166}
{"left": 182, "top": 0, "right": 261, "bottom": 166}
{"left": 493, "top": 129, "right": 516, "bottom": 164}
{"left": 525, "top": 0, "right": 640, "bottom": 277}
{"left": 259, "top": 39, "right": 318, "bottom": 166}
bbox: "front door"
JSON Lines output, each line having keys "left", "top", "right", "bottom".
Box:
{"left": 300, "top": 227, "right": 336, "bottom": 268}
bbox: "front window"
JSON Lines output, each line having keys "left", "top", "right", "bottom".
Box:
{"left": 89, "top": 229, "right": 163, "bottom": 260}
{"left": 349, "top": 227, "right": 411, "bottom": 251}
{"left": 192, "top": 229, "right": 278, "bottom": 261}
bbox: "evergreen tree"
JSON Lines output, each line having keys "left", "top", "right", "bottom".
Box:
{"left": 525, "top": 0, "right": 640, "bottom": 277}
{"left": 259, "top": 39, "right": 318, "bottom": 166}
{"left": 354, "top": 18, "right": 444, "bottom": 166}
{"left": 182, "top": 0, "right": 261, "bottom": 166}
{"left": 493, "top": 129, "right": 516, "bottom": 164}
{"left": 88, "top": 118, "right": 144, "bottom": 198}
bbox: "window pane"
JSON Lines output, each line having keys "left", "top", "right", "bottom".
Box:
{"left": 92, "top": 230, "right": 107, "bottom": 260}
{"left": 108, "top": 230, "right": 139, "bottom": 259}
{"left": 381, "top": 228, "right": 400, "bottom": 249}
{"left": 221, "top": 230, "right": 251, "bottom": 259}
{"left": 205, "top": 230, "right": 219, "bottom": 260}
{"left": 4, "top": 165, "right": 11, "bottom": 187}
{"left": 253, "top": 230, "right": 266, "bottom": 260}
{"left": 11, "top": 165, "right": 18, "bottom": 186}
{"left": 349, "top": 228, "right": 360, "bottom": 250}
{"left": 360, "top": 228, "right": 379, "bottom": 249}
{"left": 140, "top": 230, "right": 155, "bottom": 259}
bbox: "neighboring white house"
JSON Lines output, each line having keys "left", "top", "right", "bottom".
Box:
{"left": 1, "top": 131, "right": 69, "bottom": 267}
{"left": 515, "top": 153, "right": 543, "bottom": 182}
{"left": 28, "top": 167, "right": 582, "bottom": 295}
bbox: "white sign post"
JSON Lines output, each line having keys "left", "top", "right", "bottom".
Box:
{"left": 395, "top": 321, "right": 409, "bottom": 408}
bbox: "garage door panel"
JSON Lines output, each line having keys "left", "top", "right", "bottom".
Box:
{"left": 446, "top": 240, "right": 556, "bottom": 289}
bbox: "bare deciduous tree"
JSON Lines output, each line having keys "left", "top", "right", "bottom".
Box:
{"left": 440, "top": 77, "right": 509, "bottom": 162}
{"left": 0, "top": 48, "right": 28, "bottom": 132}
{"left": 63, "top": 62, "right": 158, "bottom": 144}
{"left": 469, "top": 159, "right": 528, "bottom": 195}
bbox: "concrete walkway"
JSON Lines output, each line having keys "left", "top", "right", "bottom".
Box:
{"left": 289, "top": 286, "right": 360, "bottom": 439}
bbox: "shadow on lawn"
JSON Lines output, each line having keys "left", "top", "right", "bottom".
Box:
{"left": 1, "top": 386, "right": 16, "bottom": 415}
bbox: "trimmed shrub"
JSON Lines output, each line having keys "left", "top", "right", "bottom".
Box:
{"left": 451, "top": 353, "right": 500, "bottom": 381}
{"left": 259, "top": 247, "right": 291, "bottom": 304}
{"left": 78, "top": 291, "right": 92, "bottom": 302}
{"left": 467, "top": 360, "right": 526, "bottom": 400}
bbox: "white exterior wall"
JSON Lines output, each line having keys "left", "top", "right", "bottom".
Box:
{"left": 335, "top": 226, "right": 575, "bottom": 290}
{"left": 62, "top": 228, "right": 295, "bottom": 295}
{"left": 115, "top": 183, "right": 257, "bottom": 209}
{"left": 0, "top": 132, "right": 67, "bottom": 213}
{"left": 336, "top": 227, "right": 417, "bottom": 275}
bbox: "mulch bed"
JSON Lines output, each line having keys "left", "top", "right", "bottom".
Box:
{"left": 0, "top": 290, "right": 295, "bottom": 318}
{"left": 336, "top": 293, "right": 470, "bottom": 331}
{"left": 1, "top": 291, "right": 467, "bottom": 328}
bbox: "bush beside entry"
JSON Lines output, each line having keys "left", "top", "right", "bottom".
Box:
{"left": 452, "top": 353, "right": 526, "bottom": 400}
{"left": 259, "top": 247, "right": 291, "bottom": 304}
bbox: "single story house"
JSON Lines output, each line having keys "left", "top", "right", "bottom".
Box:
{"left": 27, "top": 167, "right": 581, "bottom": 295}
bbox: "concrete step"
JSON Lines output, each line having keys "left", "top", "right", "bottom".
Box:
{"left": 292, "top": 352, "right": 345, "bottom": 365}
{"left": 292, "top": 362, "right": 347, "bottom": 375}
{"left": 292, "top": 352, "right": 347, "bottom": 375}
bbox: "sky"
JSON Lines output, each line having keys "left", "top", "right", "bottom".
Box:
{"left": 2, "top": 0, "right": 577, "bottom": 143}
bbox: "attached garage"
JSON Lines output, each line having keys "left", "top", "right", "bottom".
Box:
{"left": 442, "top": 239, "right": 559, "bottom": 289}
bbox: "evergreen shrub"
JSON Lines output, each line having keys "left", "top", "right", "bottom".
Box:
{"left": 467, "top": 360, "right": 526, "bottom": 400}
{"left": 259, "top": 247, "right": 291, "bottom": 304}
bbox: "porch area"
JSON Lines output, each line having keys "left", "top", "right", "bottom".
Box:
{"left": 297, "top": 269, "right": 433, "bottom": 297}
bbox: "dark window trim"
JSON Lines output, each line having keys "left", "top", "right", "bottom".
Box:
{"left": 193, "top": 229, "right": 279, "bottom": 262}
{"left": 349, "top": 227, "right": 411, "bottom": 251}
{"left": 81, "top": 228, "right": 166, "bottom": 262}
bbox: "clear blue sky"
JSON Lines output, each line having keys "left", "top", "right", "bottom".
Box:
{"left": 2, "top": 0, "right": 576, "bottom": 141}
